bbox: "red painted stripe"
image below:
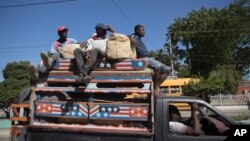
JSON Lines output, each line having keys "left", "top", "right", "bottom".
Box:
{"left": 52, "top": 109, "right": 62, "bottom": 112}
{"left": 79, "top": 106, "right": 88, "bottom": 114}
{"left": 115, "top": 65, "right": 132, "bottom": 68}
{"left": 109, "top": 113, "right": 129, "bottom": 116}
{"left": 89, "top": 106, "right": 99, "bottom": 114}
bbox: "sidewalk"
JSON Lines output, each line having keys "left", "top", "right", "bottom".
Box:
{"left": 0, "top": 119, "right": 10, "bottom": 141}
{"left": 0, "top": 128, "right": 10, "bottom": 141}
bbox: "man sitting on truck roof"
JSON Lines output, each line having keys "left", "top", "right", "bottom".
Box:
{"left": 130, "top": 24, "right": 171, "bottom": 96}
{"left": 169, "top": 103, "right": 204, "bottom": 136}
{"left": 29, "top": 26, "right": 78, "bottom": 81}
{"left": 74, "top": 23, "right": 115, "bottom": 82}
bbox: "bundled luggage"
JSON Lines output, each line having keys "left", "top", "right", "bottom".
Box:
{"left": 106, "top": 33, "right": 136, "bottom": 59}
{"left": 58, "top": 44, "right": 80, "bottom": 59}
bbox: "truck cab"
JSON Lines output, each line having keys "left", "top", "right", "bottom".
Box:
{"left": 155, "top": 96, "right": 238, "bottom": 141}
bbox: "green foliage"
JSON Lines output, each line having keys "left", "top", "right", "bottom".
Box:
{"left": 149, "top": 48, "right": 183, "bottom": 73}
{"left": 3, "top": 61, "right": 30, "bottom": 79}
{"left": 0, "top": 61, "right": 31, "bottom": 109}
{"left": 149, "top": 49, "right": 171, "bottom": 65}
{"left": 183, "top": 65, "right": 242, "bottom": 99}
{"left": 177, "top": 65, "right": 191, "bottom": 78}
{"left": 207, "top": 65, "right": 241, "bottom": 93}
{"left": 183, "top": 77, "right": 224, "bottom": 96}
{"left": 168, "top": 0, "right": 250, "bottom": 78}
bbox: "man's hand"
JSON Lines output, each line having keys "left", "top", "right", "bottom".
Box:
{"left": 80, "top": 41, "right": 88, "bottom": 50}
{"left": 129, "top": 37, "right": 137, "bottom": 47}
{"left": 191, "top": 102, "right": 199, "bottom": 111}
{"left": 84, "top": 51, "right": 92, "bottom": 65}
{"left": 107, "top": 25, "right": 114, "bottom": 33}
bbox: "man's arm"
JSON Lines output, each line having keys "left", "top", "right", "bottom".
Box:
{"left": 185, "top": 102, "right": 204, "bottom": 136}
{"left": 107, "top": 25, "right": 115, "bottom": 33}
{"left": 69, "top": 38, "right": 78, "bottom": 44}
{"left": 127, "top": 35, "right": 137, "bottom": 48}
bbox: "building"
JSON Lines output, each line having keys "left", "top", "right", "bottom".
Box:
{"left": 235, "top": 80, "right": 250, "bottom": 94}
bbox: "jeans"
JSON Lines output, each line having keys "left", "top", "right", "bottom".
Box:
{"left": 146, "top": 57, "right": 171, "bottom": 73}
{"left": 74, "top": 48, "right": 103, "bottom": 76}
{"left": 36, "top": 52, "right": 60, "bottom": 73}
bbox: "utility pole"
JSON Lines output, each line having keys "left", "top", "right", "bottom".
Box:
{"left": 168, "top": 34, "right": 175, "bottom": 76}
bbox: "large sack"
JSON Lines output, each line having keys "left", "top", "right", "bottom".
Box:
{"left": 106, "top": 33, "right": 136, "bottom": 59}
{"left": 58, "top": 44, "right": 80, "bottom": 59}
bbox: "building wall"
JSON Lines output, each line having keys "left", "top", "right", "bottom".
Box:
{"left": 236, "top": 81, "right": 250, "bottom": 94}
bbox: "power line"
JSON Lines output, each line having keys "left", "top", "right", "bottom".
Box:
{"left": 111, "top": 0, "right": 134, "bottom": 26}
{"left": 111, "top": 0, "right": 159, "bottom": 48}
{"left": 0, "top": 44, "right": 49, "bottom": 50}
{"left": 0, "top": 0, "right": 78, "bottom": 9}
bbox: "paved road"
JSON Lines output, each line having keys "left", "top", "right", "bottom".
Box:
{"left": 239, "top": 118, "right": 250, "bottom": 124}
{"left": 0, "top": 129, "right": 10, "bottom": 141}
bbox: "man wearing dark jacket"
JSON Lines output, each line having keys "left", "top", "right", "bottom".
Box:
{"left": 131, "top": 24, "right": 171, "bottom": 95}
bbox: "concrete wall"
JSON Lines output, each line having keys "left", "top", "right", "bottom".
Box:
{"left": 214, "top": 105, "right": 250, "bottom": 118}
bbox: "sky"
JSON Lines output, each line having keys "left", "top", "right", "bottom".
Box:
{"left": 1, "top": 0, "right": 241, "bottom": 81}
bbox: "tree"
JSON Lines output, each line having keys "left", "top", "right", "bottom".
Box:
{"left": 168, "top": 0, "right": 250, "bottom": 78}
{"left": 183, "top": 65, "right": 241, "bottom": 102}
{"left": 177, "top": 65, "right": 191, "bottom": 78}
{"left": 149, "top": 49, "right": 171, "bottom": 65}
{"left": 0, "top": 61, "right": 31, "bottom": 114}
{"left": 207, "top": 65, "right": 241, "bottom": 94}
{"left": 149, "top": 47, "right": 185, "bottom": 75}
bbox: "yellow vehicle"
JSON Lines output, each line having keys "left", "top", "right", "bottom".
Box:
{"left": 160, "top": 78, "right": 199, "bottom": 110}
{"left": 160, "top": 78, "right": 199, "bottom": 96}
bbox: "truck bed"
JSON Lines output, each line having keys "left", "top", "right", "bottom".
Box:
{"left": 28, "top": 129, "right": 153, "bottom": 141}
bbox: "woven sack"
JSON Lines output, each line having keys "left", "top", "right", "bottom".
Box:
{"left": 58, "top": 44, "right": 80, "bottom": 59}
{"left": 106, "top": 33, "right": 136, "bottom": 59}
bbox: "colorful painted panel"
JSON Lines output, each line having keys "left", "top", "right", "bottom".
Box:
{"left": 35, "top": 87, "right": 85, "bottom": 93}
{"left": 90, "top": 71, "right": 152, "bottom": 83}
{"left": 89, "top": 103, "right": 149, "bottom": 121}
{"left": 84, "top": 83, "right": 151, "bottom": 94}
{"left": 91, "top": 75, "right": 152, "bottom": 83}
{"left": 94, "top": 59, "right": 147, "bottom": 70}
{"left": 52, "top": 59, "right": 73, "bottom": 70}
{"left": 35, "top": 101, "right": 88, "bottom": 118}
{"left": 47, "top": 71, "right": 76, "bottom": 82}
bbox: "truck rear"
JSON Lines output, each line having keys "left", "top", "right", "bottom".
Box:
{"left": 9, "top": 58, "right": 243, "bottom": 141}
{"left": 9, "top": 58, "right": 155, "bottom": 141}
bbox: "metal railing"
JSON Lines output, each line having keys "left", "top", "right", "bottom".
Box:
{"left": 210, "top": 93, "right": 250, "bottom": 106}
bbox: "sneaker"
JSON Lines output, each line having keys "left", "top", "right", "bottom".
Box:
{"left": 74, "top": 74, "right": 84, "bottom": 82}
{"left": 74, "top": 74, "right": 92, "bottom": 83}
{"left": 83, "top": 75, "right": 92, "bottom": 83}
{"left": 40, "top": 51, "right": 51, "bottom": 69}
{"left": 28, "top": 64, "right": 39, "bottom": 81}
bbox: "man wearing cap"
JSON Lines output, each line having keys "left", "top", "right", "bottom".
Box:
{"left": 28, "top": 26, "right": 78, "bottom": 81}
{"left": 48, "top": 26, "right": 78, "bottom": 68}
{"left": 73, "top": 23, "right": 114, "bottom": 82}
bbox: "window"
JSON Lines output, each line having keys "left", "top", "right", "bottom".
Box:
{"left": 167, "top": 102, "right": 229, "bottom": 136}
{"left": 170, "top": 86, "right": 180, "bottom": 94}
{"left": 160, "top": 86, "right": 169, "bottom": 93}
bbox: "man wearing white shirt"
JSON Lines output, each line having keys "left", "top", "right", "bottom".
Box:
{"left": 169, "top": 103, "right": 204, "bottom": 136}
